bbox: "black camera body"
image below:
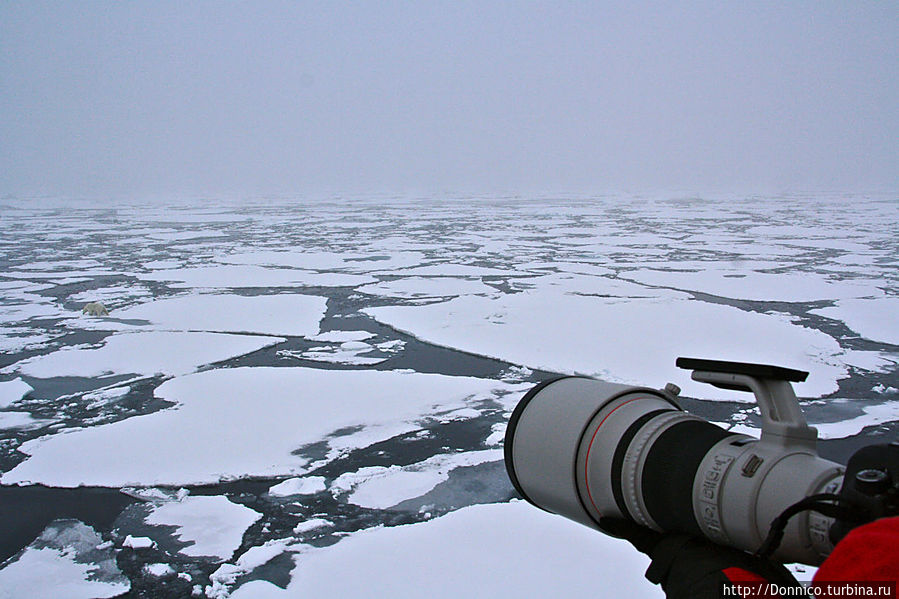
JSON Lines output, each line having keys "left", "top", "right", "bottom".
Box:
{"left": 831, "top": 442, "right": 899, "bottom": 544}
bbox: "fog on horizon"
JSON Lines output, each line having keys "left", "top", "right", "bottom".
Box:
{"left": 1, "top": 2, "right": 896, "bottom": 200}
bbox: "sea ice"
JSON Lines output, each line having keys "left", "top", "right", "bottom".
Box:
{"left": 268, "top": 476, "right": 327, "bottom": 497}
{"left": 366, "top": 290, "right": 847, "bottom": 400}
{"left": 358, "top": 276, "right": 499, "bottom": 299}
{"left": 811, "top": 298, "right": 899, "bottom": 345}
{"left": 147, "top": 230, "right": 227, "bottom": 242}
{"left": 123, "top": 535, "right": 155, "bottom": 550}
{"left": 292, "top": 518, "right": 332, "bottom": 534}
{"left": 0, "top": 411, "right": 52, "bottom": 431}
{"left": 387, "top": 263, "right": 518, "bottom": 277}
{"left": 813, "top": 402, "right": 899, "bottom": 439}
{"left": 12, "top": 331, "right": 284, "bottom": 379}
{"left": 68, "top": 284, "right": 152, "bottom": 310}
{"left": 95, "top": 293, "right": 328, "bottom": 338}
{"left": 230, "top": 500, "right": 660, "bottom": 599}
{"left": 0, "top": 377, "right": 33, "bottom": 408}
{"left": 308, "top": 330, "right": 374, "bottom": 343}
{"left": 281, "top": 340, "right": 389, "bottom": 366}
{"left": 138, "top": 264, "right": 375, "bottom": 289}
{"left": 143, "top": 563, "right": 176, "bottom": 577}
{"left": 144, "top": 495, "right": 262, "bottom": 561}
{"left": 332, "top": 449, "right": 503, "bottom": 509}
{"left": 2, "top": 368, "right": 520, "bottom": 486}
{"left": 624, "top": 269, "right": 885, "bottom": 302}
{"left": 0, "top": 520, "right": 130, "bottom": 599}
{"left": 216, "top": 250, "right": 360, "bottom": 271}
{"left": 208, "top": 538, "right": 303, "bottom": 598}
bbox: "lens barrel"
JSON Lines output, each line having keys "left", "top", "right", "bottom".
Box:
{"left": 505, "top": 376, "right": 844, "bottom": 565}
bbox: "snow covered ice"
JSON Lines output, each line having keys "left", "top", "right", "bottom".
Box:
{"left": 0, "top": 194, "right": 897, "bottom": 597}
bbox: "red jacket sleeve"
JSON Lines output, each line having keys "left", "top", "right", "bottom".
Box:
{"left": 814, "top": 516, "right": 899, "bottom": 581}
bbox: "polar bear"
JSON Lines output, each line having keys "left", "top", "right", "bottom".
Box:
{"left": 82, "top": 302, "right": 109, "bottom": 316}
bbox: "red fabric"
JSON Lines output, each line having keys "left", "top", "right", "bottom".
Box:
{"left": 723, "top": 567, "right": 784, "bottom": 597}
{"left": 723, "top": 567, "right": 769, "bottom": 583}
{"left": 814, "top": 516, "right": 899, "bottom": 582}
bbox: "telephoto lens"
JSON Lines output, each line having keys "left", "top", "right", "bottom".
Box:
{"left": 504, "top": 359, "right": 845, "bottom": 566}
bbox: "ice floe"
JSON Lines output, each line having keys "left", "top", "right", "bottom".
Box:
{"left": 279, "top": 334, "right": 404, "bottom": 366}
{"left": 91, "top": 293, "right": 328, "bottom": 337}
{"left": 624, "top": 269, "right": 885, "bottom": 302}
{"left": 229, "top": 500, "right": 660, "bottom": 599}
{"left": 138, "top": 264, "right": 375, "bottom": 289}
{"left": 0, "top": 377, "right": 32, "bottom": 408}
{"left": 811, "top": 297, "right": 899, "bottom": 345}
{"left": 268, "top": 476, "right": 327, "bottom": 497}
{"left": 208, "top": 538, "right": 303, "bottom": 598}
{"left": 358, "top": 276, "right": 499, "bottom": 299}
{"left": 68, "top": 285, "right": 153, "bottom": 310}
{"left": 366, "top": 290, "right": 847, "bottom": 400}
{"left": 2, "top": 368, "right": 520, "bottom": 486}
{"left": 143, "top": 562, "right": 176, "bottom": 577}
{"left": 123, "top": 535, "right": 155, "bottom": 550}
{"left": 12, "top": 331, "right": 284, "bottom": 379}
{"left": 0, "top": 411, "right": 52, "bottom": 431}
{"left": 813, "top": 401, "right": 899, "bottom": 439}
{"left": 331, "top": 449, "right": 503, "bottom": 509}
{"left": 292, "top": 518, "right": 332, "bottom": 534}
{"left": 308, "top": 330, "right": 374, "bottom": 343}
{"left": 144, "top": 495, "right": 261, "bottom": 561}
{"left": 0, "top": 520, "right": 130, "bottom": 599}
{"left": 217, "top": 249, "right": 429, "bottom": 273}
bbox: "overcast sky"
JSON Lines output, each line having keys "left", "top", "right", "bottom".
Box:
{"left": 1, "top": 2, "right": 896, "bottom": 198}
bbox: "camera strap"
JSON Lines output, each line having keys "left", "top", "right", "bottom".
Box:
{"left": 754, "top": 493, "right": 862, "bottom": 559}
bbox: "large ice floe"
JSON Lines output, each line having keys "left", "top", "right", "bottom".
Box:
{"left": 227, "top": 500, "right": 661, "bottom": 599}
{"left": 2, "top": 368, "right": 520, "bottom": 487}
{"left": 366, "top": 283, "right": 848, "bottom": 400}
{"left": 137, "top": 264, "right": 376, "bottom": 289}
{"left": 74, "top": 292, "right": 328, "bottom": 337}
{"left": 11, "top": 331, "right": 283, "bottom": 379}
{"left": 811, "top": 297, "right": 899, "bottom": 346}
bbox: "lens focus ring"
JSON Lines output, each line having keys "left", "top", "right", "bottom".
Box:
{"left": 624, "top": 411, "right": 701, "bottom": 530}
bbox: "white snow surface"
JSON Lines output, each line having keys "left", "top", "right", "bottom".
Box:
{"left": 366, "top": 291, "right": 847, "bottom": 400}
{"left": 308, "top": 330, "right": 374, "bottom": 343}
{"left": 143, "top": 563, "right": 176, "bottom": 577}
{"left": 813, "top": 401, "right": 899, "bottom": 439}
{"left": 138, "top": 264, "right": 375, "bottom": 289}
{"left": 123, "top": 535, "right": 155, "bottom": 550}
{"left": 100, "top": 293, "right": 328, "bottom": 337}
{"left": 358, "top": 276, "right": 499, "bottom": 299}
{"left": 12, "top": 331, "right": 283, "bottom": 378}
{"left": 293, "top": 518, "right": 332, "bottom": 534}
{"left": 0, "top": 547, "right": 129, "bottom": 599}
{"left": 268, "top": 476, "right": 327, "bottom": 497}
{"left": 229, "top": 500, "right": 661, "bottom": 599}
{"left": 0, "top": 521, "right": 129, "bottom": 599}
{"left": 2, "top": 368, "right": 519, "bottom": 487}
{"left": 216, "top": 249, "right": 431, "bottom": 273}
{"left": 144, "top": 495, "right": 261, "bottom": 561}
{"left": 624, "top": 269, "right": 884, "bottom": 302}
{"left": 811, "top": 297, "right": 899, "bottom": 345}
{"left": 0, "top": 411, "right": 52, "bottom": 431}
{"left": 0, "top": 377, "right": 33, "bottom": 407}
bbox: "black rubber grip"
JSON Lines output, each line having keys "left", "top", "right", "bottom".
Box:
{"left": 641, "top": 419, "right": 733, "bottom": 536}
